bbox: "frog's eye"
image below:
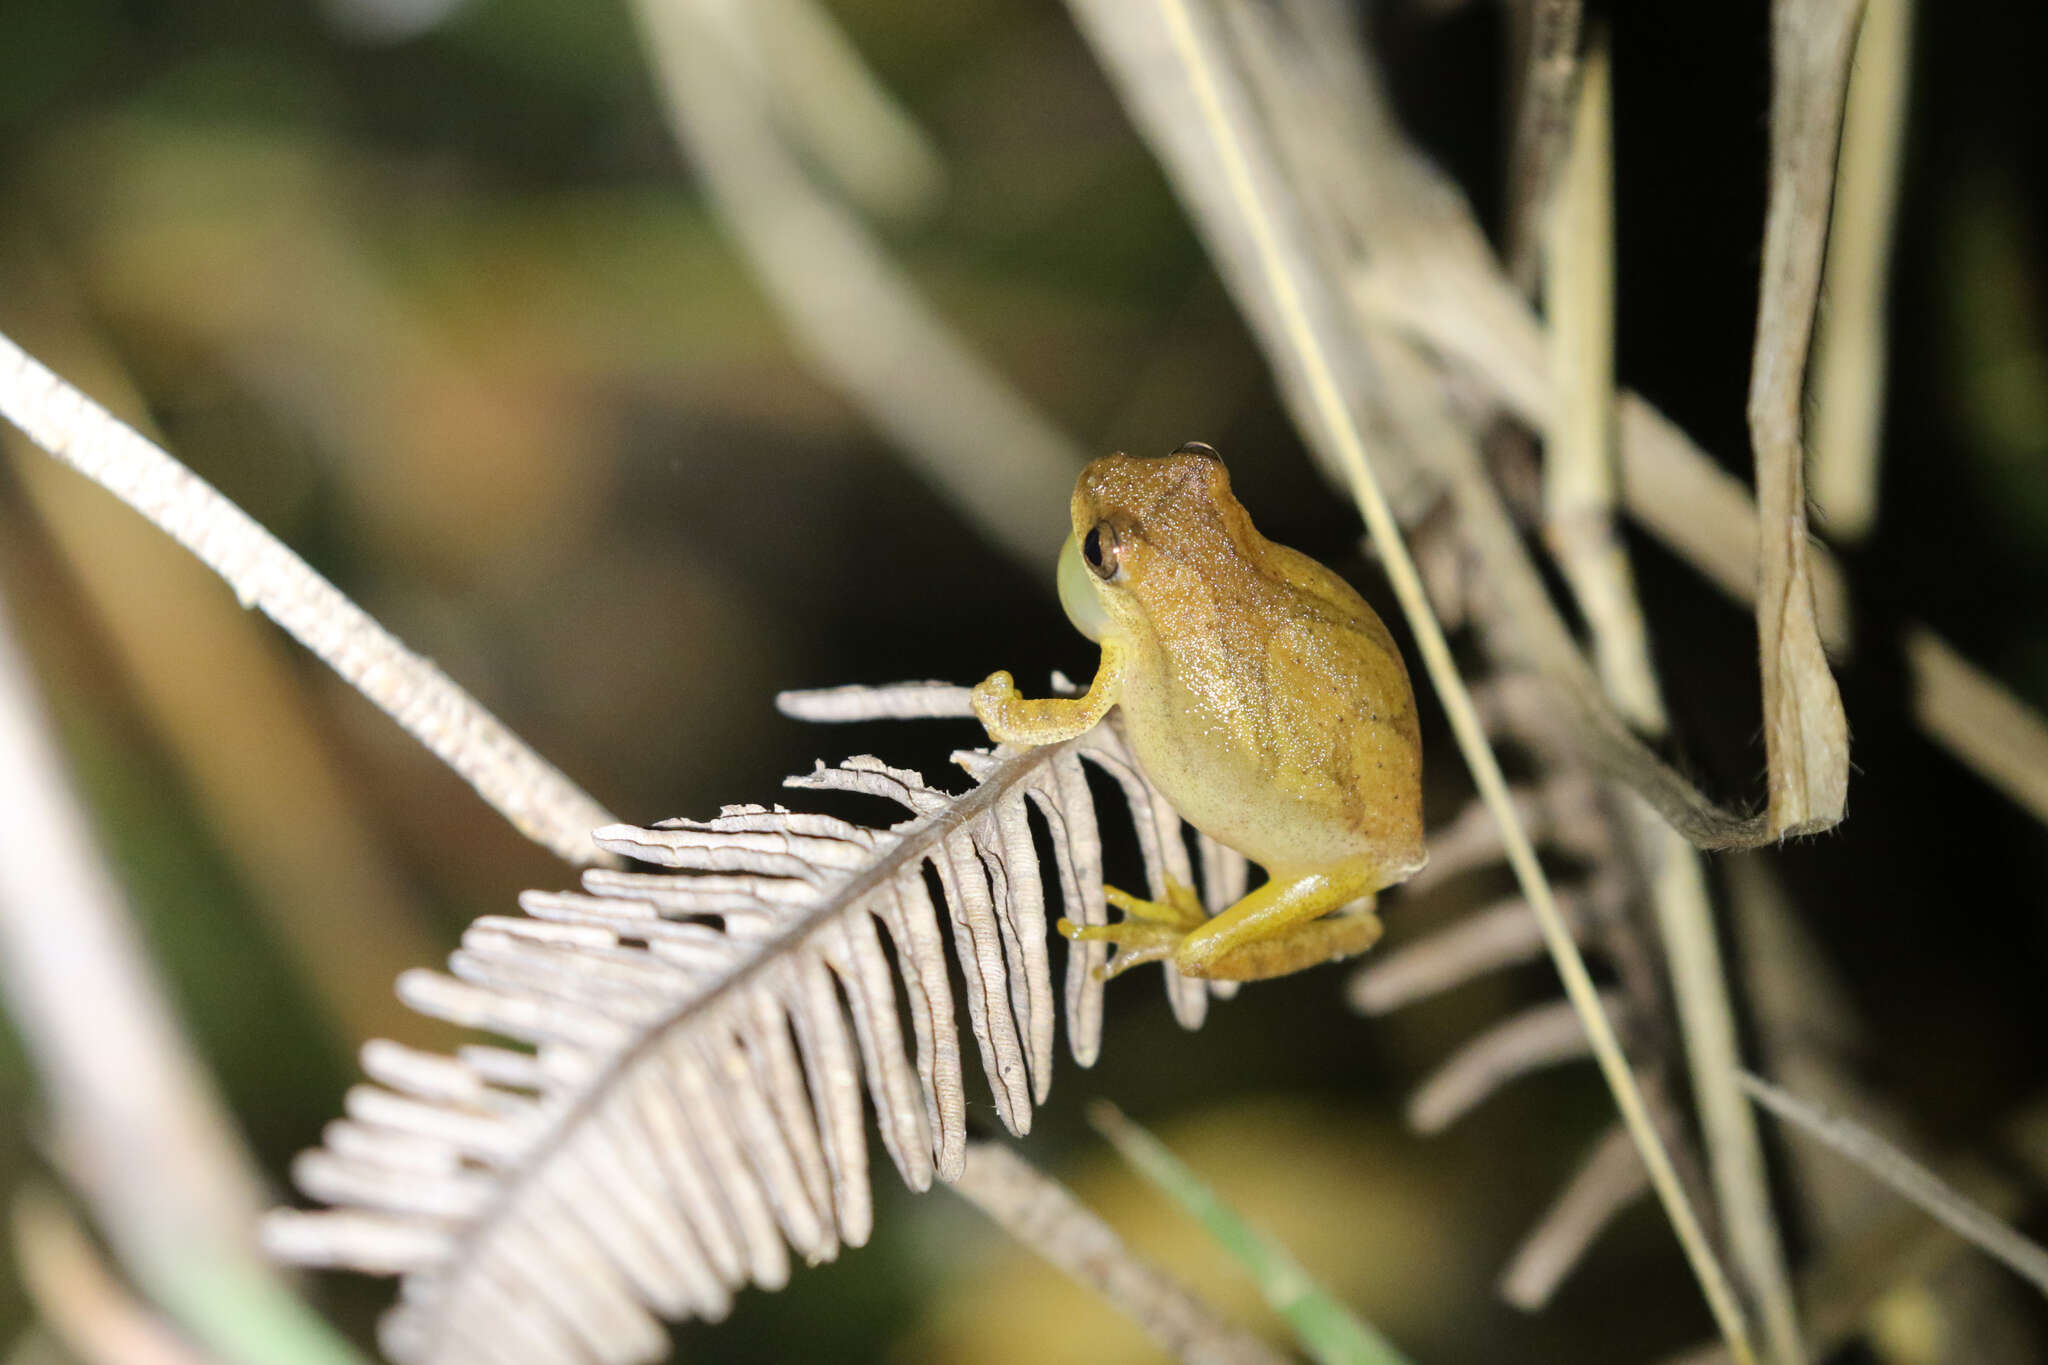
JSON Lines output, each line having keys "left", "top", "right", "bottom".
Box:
{"left": 1081, "top": 521, "right": 1124, "bottom": 581}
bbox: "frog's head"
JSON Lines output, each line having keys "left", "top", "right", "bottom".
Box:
{"left": 1058, "top": 442, "right": 1249, "bottom": 642}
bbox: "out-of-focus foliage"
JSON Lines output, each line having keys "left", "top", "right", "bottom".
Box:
{"left": 0, "top": 1, "right": 2045, "bottom": 1362}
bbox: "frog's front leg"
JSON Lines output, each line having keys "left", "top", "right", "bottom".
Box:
{"left": 1063, "top": 858, "right": 1386, "bottom": 982}
{"left": 973, "top": 643, "right": 1125, "bottom": 747}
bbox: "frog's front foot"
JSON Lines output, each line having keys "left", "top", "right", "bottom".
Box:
{"left": 1057, "top": 879, "right": 1209, "bottom": 980}
{"left": 970, "top": 670, "right": 1024, "bottom": 739}
{"left": 972, "top": 651, "right": 1122, "bottom": 748}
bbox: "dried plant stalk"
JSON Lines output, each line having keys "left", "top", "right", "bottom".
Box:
{"left": 1540, "top": 33, "right": 1665, "bottom": 733}
{"left": 729, "top": 0, "right": 947, "bottom": 223}
{"left": 1666, "top": 1205, "right": 2018, "bottom": 1365}
{"left": 1664, "top": 1105, "right": 2044, "bottom": 1365}
{"left": 1431, "top": 396, "right": 1778, "bottom": 852}
{"left": 0, "top": 591, "right": 268, "bottom": 1259}
{"left": 630, "top": 0, "right": 1085, "bottom": 576}
{"left": 1067, "top": 2, "right": 1757, "bottom": 1357}
{"left": 0, "top": 592, "right": 364, "bottom": 1365}
{"left": 1637, "top": 815, "right": 1806, "bottom": 1364}
{"left": 1387, "top": 283, "right": 2048, "bottom": 836}
{"left": 0, "top": 330, "right": 620, "bottom": 867}
{"left": 1348, "top": 890, "right": 1565, "bottom": 1015}
{"left": 11, "top": 1188, "right": 224, "bottom": 1365}
{"left": 1405, "top": 997, "right": 1608, "bottom": 1134}
{"left": 1061, "top": 0, "right": 1433, "bottom": 518}
{"left": 949, "top": 1141, "right": 1286, "bottom": 1365}
{"left": 1746, "top": 0, "right": 1861, "bottom": 835}
{"left": 1617, "top": 396, "right": 1854, "bottom": 653}
{"left": 1357, "top": 237, "right": 1854, "bottom": 657}
{"left": 1809, "top": 0, "right": 1912, "bottom": 540}
{"left": 1542, "top": 37, "right": 1803, "bottom": 1360}
{"left": 1503, "top": 0, "right": 1586, "bottom": 291}
{"left": 0, "top": 261, "right": 450, "bottom": 1048}
{"left": 1740, "top": 1073, "right": 2048, "bottom": 1298}
{"left": 1498, "top": 1125, "right": 1646, "bottom": 1310}
{"left": 1353, "top": 286, "right": 1831, "bottom": 851}
{"left": 1904, "top": 630, "right": 2048, "bottom": 826}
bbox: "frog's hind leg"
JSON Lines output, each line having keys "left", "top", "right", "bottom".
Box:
{"left": 1057, "top": 864, "right": 1386, "bottom": 982}
{"left": 1173, "top": 859, "right": 1386, "bottom": 981}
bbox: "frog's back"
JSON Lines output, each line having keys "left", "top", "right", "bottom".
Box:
{"left": 1125, "top": 543, "right": 1424, "bottom": 880}
{"left": 1073, "top": 447, "right": 1423, "bottom": 885}
{"left": 1254, "top": 549, "right": 1424, "bottom": 874}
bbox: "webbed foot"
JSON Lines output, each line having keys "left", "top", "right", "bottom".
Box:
{"left": 1062, "top": 860, "right": 1392, "bottom": 982}
{"left": 1057, "top": 878, "right": 1209, "bottom": 980}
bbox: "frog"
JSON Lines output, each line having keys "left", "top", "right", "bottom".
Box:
{"left": 971, "top": 442, "right": 1425, "bottom": 982}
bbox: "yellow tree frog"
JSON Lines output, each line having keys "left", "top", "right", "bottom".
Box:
{"left": 972, "top": 443, "right": 1425, "bottom": 981}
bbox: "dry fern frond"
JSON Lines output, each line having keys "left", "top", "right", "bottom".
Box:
{"left": 264, "top": 680, "right": 1251, "bottom": 1365}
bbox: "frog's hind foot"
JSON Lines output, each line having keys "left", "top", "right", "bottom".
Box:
{"left": 1102, "top": 878, "right": 1208, "bottom": 929}
{"left": 1056, "top": 878, "right": 1209, "bottom": 980}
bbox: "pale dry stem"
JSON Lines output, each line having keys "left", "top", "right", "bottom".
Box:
{"left": 0, "top": 590, "right": 267, "bottom": 1268}
{"left": 631, "top": 0, "right": 1087, "bottom": 578}
{"left": 1498, "top": 1124, "right": 1647, "bottom": 1310}
{"left": 1741, "top": 1073, "right": 2048, "bottom": 1300}
{"left": 1405, "top": 996, "right": 1611, "bottom": 1134}
{"left": 0, "top": 591, "right": 362, "bottom": 1365}
{"left": 1068, "top": 1, "right": 1762, "bottom": 1356}
{"left": 0, "top": 245, "right": 452, "bottom": 1049}
{"left": 1808, "top": 0, "right": 1913, "bottom": 540}
{"left": 1540, "top": 32, "right": 1666, "bottom": 734}
{"left": 1903, "top": 629, "right": 2048, "bottom": 828}
{"left": 1503, "top": 0, "right": 1586, "bottom": 292}
{"left": 1746, "top": 0, "right": 1862, "bottom": 836}
{"left": 948, "top": 1141, "right": 1287, "bottom": 1365}
{"left": 0, "top": 330, "right": 622, "bottom": 868}
{"left": 11, "top": 1189, "right": 223, "bottom": 1365}
{"left": 727, "top": 0, "right": 948, "bottom": 223}
{"left": 1539, "top": 35, "right": 1803, "bottom": 1359}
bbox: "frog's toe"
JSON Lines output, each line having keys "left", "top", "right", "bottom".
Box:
{"left": 1058, "top": 916, "right": 1178, "bottom": 949}
{"left": 1060, "top": 885, "right": 1211, "bottom": 980}
{"left": 1064, "top": 922, "right": 1182, "bottom": 980}
{"left": 1101, "top": 879, "right": 1209, "bottom": 931}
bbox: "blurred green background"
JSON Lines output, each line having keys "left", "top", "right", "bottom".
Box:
{"left": 0, "top": 0, "right": 2045, "bottom": 1361}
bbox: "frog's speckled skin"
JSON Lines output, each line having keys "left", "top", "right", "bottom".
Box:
{"left": 972, "top": 446, "right": 1425, "bottom": 982}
